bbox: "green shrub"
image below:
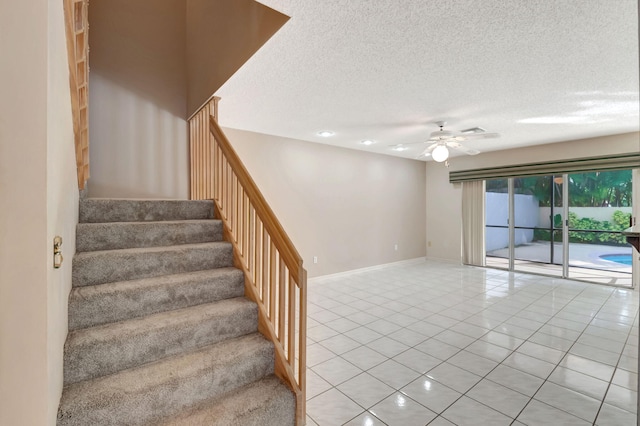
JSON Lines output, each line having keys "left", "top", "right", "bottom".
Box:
{"left": 532, "top": 211, "right": 631, "bottom": 245}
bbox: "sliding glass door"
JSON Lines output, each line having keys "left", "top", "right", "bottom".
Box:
{"left": 485, "top": 179, "right": 509, "bottom": 270}
{"left": 485, "top": 170, "right": 635, "bottom": 287}
{"left": 567, "top": 170, "right": 633, "bottom": 286}
{"left": 512, "top": 175, "right": 564, "bottom": 276}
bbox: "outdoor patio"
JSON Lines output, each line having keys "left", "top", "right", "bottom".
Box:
{"left": 487, "top": 242, "right": 635, "bottom": 287}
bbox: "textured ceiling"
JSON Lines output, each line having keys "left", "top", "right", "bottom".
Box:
{"left": 216, "top": 0, "right": 639, "bottom": 160}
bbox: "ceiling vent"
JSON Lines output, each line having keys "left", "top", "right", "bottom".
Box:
{"left": 460, "top": 127, "right": 487, "bottom": 134}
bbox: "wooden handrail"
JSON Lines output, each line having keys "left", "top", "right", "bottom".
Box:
{"left": 188, "top": 100, "right": 307, "bottom": 424}
{"left": 209, "top": 117, "right": 304, "bottom": 279}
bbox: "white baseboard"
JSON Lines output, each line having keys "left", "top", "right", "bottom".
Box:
{"left": 309, "top": 257, "right": 426, "bottom": 284}
{"left": 425, "top": 255, "right": 463, "bottom": 265}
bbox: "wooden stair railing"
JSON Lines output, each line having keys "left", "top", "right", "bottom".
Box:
{"left": 63, "top": 0, "right": 90, "bottom": 189}
{"left": 189, "top": 99, "right": 307, "bottom": 425}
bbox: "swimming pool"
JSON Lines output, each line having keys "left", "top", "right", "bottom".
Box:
{"left": 600, "top": 254, "right": 633, "bottom": 266}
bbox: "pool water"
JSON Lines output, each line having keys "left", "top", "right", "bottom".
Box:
{"left": 600, "top": 254, "right": 633, "bottom": 266}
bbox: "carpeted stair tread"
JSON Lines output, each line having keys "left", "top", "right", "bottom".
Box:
{"left": 157, "top": 375, "right": 295, "bottom": 426}
{"left": 76, "top": 220, "right": 223, "bottom": 252}
{"left": 57, "top": 333, "right": 274, "bottom": 426}
{"left": 64, "top": 297, "right": 258, "bottom": 384}
{"left": 73, "top": 242, "right": 234, "bottom": 287}
{"left": 68, "top": 268, "right": 245, "bottom": 330}
{"left": 80, "top": 199, "right": 214, "bottom": 223}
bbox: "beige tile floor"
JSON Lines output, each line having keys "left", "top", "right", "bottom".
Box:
{"left": 305, "top": 260, "right": 639, "bottom": 425}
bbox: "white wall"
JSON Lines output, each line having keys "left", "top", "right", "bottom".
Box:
{"left": 88, "top": 0, "right": 189, "bottom": 199}
{"left": 539, "top": 206, "right": 633, "bottom": 228}
{"left": 223, "top": 128, "right": 427, "bottom": 278}
{"left": 46, "top": 0, "right": 80, "bottom": 421}
{"left": 426, "top": 132, "right": 640, "bottom": 262}
{"left": 0, "top": 0, "right": 78, "bottom": 424}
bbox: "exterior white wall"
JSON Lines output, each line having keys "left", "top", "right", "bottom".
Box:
{"left": 0, "top": 0, "right": 78, "bottom": 424}
{"left": 539, "top": 206, "right": 633, "bottom": 228}
{"left": 223, "top": 128, "right": 427, "bottom": 278}
{"left": 426, "top": 132, "right": 639, "bottom": 262}
{"left": 486, "top": 193, "right": 538, "bottom": 251}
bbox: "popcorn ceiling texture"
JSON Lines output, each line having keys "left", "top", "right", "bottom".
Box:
{"left": 217, "top": 0, "right": 639, "bottom": 159}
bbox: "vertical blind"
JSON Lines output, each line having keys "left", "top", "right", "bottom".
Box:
{"left": 461, "top": 180, "right": 486, "bottom": 266}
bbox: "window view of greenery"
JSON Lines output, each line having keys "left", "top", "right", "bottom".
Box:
{"left": 490, "top": 172, "right": 632, "bottom": 246}
{"left": 485, "top": 170, "right": 633, "bottom": 280}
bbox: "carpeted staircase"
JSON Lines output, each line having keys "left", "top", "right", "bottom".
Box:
{"left": 57, "top": 199, "right": 295, "bottom": 426}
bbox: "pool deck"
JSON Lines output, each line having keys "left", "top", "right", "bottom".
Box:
{"left": 487, "top": 242, "right": 635, "bottom": 287}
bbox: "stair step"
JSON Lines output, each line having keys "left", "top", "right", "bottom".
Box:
{"left": 76, "top": 220, "right": 223, "bottom": 252}
{"left": 64, "top": 297, "right": 257, "bottom": 384}
{"left": 72, "top": 242, "right": 234, "bottom": 287}
{"left": 69, "top": 268, "right": 245, "bottom": 330}
{"left": 57, "top": 333, "right": 274, "bottom": 426}
{"left": 157, "top": 375, "right": 295, "bottom": 426}
{"left": 79, "top": 199, "right": 214, "bottom": 223}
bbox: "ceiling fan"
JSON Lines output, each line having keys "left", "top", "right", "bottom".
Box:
{"left": 391, "top": 121, "right": 500, "bottom": 162}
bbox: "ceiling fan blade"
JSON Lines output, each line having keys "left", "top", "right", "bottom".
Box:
{"left": 458, "top": 132, "right": 500, "bottom": 140}
{"left": 424, "top": 143, "right": 438, "bottom": 153}
{"left": 418, "top": 144, "right": 438, "bottom": 157}
{"left": 388, "top": 140, "right": 429, "bottom": 147}
{"left": 446, "top": 141, "right": 480, "bottom": 155}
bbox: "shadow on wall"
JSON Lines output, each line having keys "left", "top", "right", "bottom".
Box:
{"left": 87, "top": 0, "right": 289, "bottom": 198}
{"left": 89, "top": 0, "right": 187, "bottom": 118}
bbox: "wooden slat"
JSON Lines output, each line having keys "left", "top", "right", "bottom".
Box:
{"left": 269, "top": 243, "right": 276, "bottom": 325}
{"left": 287, "top": 274, "right": 295, "bottom": 363}
{"left": 64, "top": 0, "right": 90, "bottom": 189}
{"left": 188, "top": 98, "right": 307, "bottom": 425}
{"left": 209, "top": 117, "right": 303, "bottom": 277}
{"left": 279, "top": 260, "right": 286, "bottom": 342}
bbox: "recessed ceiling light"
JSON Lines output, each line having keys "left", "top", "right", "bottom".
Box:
{"left": 317, "top": 130, "right": 335, "bottom": 137}
{"left": 392, "top": 145, "right": 409, "bottom": 152}
{"left": 360, "top": 140, "right": 375, "bottom": 146}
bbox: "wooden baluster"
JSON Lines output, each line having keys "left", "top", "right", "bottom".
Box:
{"left": 262, "top": 229, "right": 268, "bottom": 308}
{"left": 254, "top": 219, "right": 262, "bottom": 297}
{"left": 198, "top": 112, "right": 203, "bottom": 199}
{"left": 248, "top": 206, "right": 254, "bottom": 277}
{"left": 270, "top": 243, "right": 276, "bottom": 326}
{"left": 288, "top": 274, "right": 295, "bottom": 364}
{"left": 298, "top": 270, "right": 307, "bottom": 407}
{"left": 279, "top": 260, "right": 286, "bottom": 342}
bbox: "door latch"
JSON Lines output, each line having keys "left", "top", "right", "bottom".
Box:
{"left": 53, "top": 236, "right": 63, "bottom": 269}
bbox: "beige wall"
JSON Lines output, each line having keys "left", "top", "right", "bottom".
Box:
{"left": 186, "top": 0, "right": 288, "bottom": 116}
{"left": 88, "top": 0, "right": 189, "bottom": 199}
{"left": 46, "top": 0, "right": 80, "bottom": 421}
{"left": 88, "top": 0, "right": 288, "bottom": 198}
{"left": 223, "top": 128, "right": 427, "bottom": 278}
{"left": 0, "top": 0, "right": 49, "bottom": 422}
{"left": 426, "top": 132, "right": 640, "bottom": 262}
{"left": 0, "top": 0, "right": 78, "bottom": 424}
{"left": 425, "top": 164, "right": 463, "bottom": 261}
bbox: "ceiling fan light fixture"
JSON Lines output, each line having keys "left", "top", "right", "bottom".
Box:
{"left": 432, "top": 145, "right": 449, "bottom": 162}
